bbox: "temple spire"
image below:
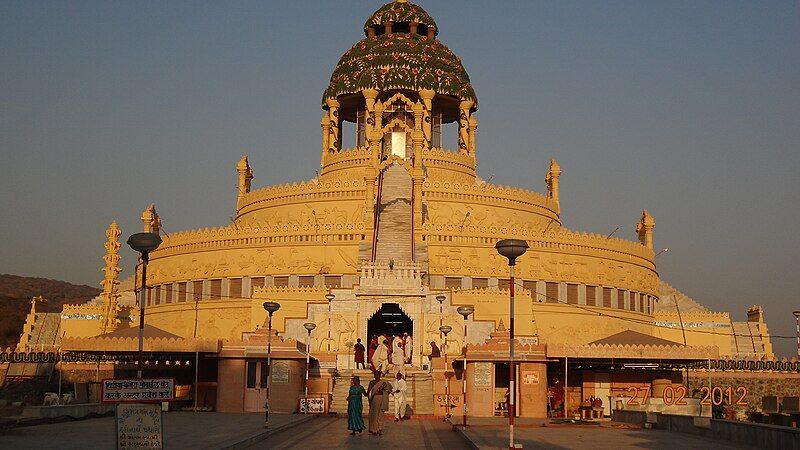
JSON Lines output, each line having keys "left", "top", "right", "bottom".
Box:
{"left": 141, "top": 203, "right": 161, "bottom": 234}
{"left": 100, "top": 221, "right": 122, "bottom": 332}
{"left": 636, "top": 209, "right": 655, "bottom": 249}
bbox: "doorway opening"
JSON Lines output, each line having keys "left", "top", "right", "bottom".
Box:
{"left": 367, "top": 303, "right": 412, "bottom": 340}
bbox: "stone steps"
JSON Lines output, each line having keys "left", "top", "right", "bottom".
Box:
{"left": 374, "top": 164, "right": 413, "bottom": 263}
{"left": 331, "top": 368, "right": 434, "bottom": 416}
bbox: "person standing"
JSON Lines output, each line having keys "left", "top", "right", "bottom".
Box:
{"left": 373, "top": 339, "right": 390, "bottom": 375}
{"left": 428, "top": 341, "right": 441, "bottom": 372}
{"left": 347, "top": 376, "right": 367, "bottom": 435}
{"left": 354, "top": 338, "right": 366, "bottom": 369}
{"left": 392, "top": 372, "right": 408, "bottom": 421}
{"left": 368, "top": 336, "right": 378, "bottom": 371}
{"left": 402, "top": 332, "right": 413, "bottom": 365}
{"left": 367, "top": 371, "right": 391, "bottom": 435}
{"left": 391, "top": 340, "right": 406, "bottom": 376}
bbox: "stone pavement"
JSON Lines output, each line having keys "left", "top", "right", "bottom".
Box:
{"left": 458, "top": 421, "right": 760, "bottom": 449}
{"left": 249, "top": 416, "right": 472, "bottom": 449}
{"left": 0, "top": 411, "right": 312, "bottom": 450}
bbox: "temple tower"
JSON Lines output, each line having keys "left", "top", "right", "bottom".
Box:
{"left": 100, "top": 221, "right": 122, "bottom": 332}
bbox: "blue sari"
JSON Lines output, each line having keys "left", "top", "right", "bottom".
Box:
{"left": 347, "top": 385, "right": 367, "bottom": 431}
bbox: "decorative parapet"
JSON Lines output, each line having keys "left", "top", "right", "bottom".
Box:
{"left": 320, "top": 146, "right": 374, "bottom": 176}
{"left": 422, "top": 178, "right": 559, "bottom": 221}
{"left": 251, "top": 286, "right": 328, "bottom": 299}
{"left": 61, "top": 303, "right": 104, "bottom": 320}
{"left": 423, "top": 223, "right": 655, "bottom": 268}
{"left": 420, "top": 147, "right": 476, "bottom": 177}
{"left": 697, "top": 357, "right": 800, "bottom": 373}
{"left": 357, "top": 261, "right": 424, "bottom": 291}
{"left": 60, "top": 336, "right": 221, "bottom": 353}
{"left": 237, "top": 177, "right": 366, "bottom": 216}
{"left": 547, "top": 342, "right": 719, "bottom": 360}
{"left": 654, "top": 311, "right": 731, "bottom": 324}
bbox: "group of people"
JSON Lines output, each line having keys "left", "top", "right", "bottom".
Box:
{"left": 353, "top": 332, "right": 414, "bottom": 375}
{"left": 346, "top": 370, "right": 408, "bottom": 436}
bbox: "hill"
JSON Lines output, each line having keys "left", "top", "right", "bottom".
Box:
{"left": 0, "top": 274, "right": 100, "bottom": 348}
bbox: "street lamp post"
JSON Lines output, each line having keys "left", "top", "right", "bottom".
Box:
{"left": 794, "top": 311, "right": 800, "bottom": 359}
{"left": 325, "top": 293, "right": 335, "bottom": 353}
{"left": 126, "top": 232, "right": 162, "bottom": 379}
{"left": 436, "top": 294, "right": 446, "bottom": 341}
{"left": 457, "top": 305, "right": 475, "bottom": 427}
{"left": 263, "top": 301, "right": 280, "bottom": 427}
{"left": 495, "top": 239, "right": 528, "bottom": 450}
{"left": 303, "top": 322, "right": 317, "bottom": 413}
{"left": 439, "top": 325, "right": 452, "bottom": 421}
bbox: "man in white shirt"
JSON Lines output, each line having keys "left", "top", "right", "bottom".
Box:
{"left": 402, "top": 332, "right": 413, "bottom": 365}
{"left": 392, "top": 372, "right": 408, "bottom": 421}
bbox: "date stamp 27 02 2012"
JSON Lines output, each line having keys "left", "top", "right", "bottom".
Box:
{"left": 625, "top": 385, "right": 748, "bottom": 406}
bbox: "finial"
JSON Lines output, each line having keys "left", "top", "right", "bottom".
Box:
{"left": 141, "top": 204, "right": 161, "bottom": 234}
{"left": 636, "top": 209, "right": 655, "bottom": 249}
{"left": 101, "top": 220, "right": 122, "bottom": 332}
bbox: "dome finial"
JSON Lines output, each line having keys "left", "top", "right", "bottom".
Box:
{"left": 396, "top": 0, "right": 408, "bottom": 3}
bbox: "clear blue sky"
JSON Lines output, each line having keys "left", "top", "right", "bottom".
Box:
{"left": 1, "top": 1, "right": 798, "bottom": 355}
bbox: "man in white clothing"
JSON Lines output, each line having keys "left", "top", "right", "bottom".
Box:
{"left": 392, "top": 372, "right": 408, "bottom": 421}
{"left": 402, "top": 332, "right": 413, "bottom": 365}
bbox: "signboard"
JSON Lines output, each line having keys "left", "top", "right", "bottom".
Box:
{"left": 474, "top": 362, "right": 492, "bottom": 387}
{"left": 116, "top": 403, "right": 163, "bottom": 449}
{"left": 299, "top": 397, "right": 326, "bottom": 413}
{"left": 272, "top": 362, "right": 289, "bottom": 384}
{"left": 523, "top": 371, "right": 540, "bottom": 385}
{"left": 103, "top": 378, "right": 175, "bottom": 403}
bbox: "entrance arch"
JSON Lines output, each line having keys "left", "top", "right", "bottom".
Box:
{"left": 367, "top": 303, "right": 412, "bottom": 339}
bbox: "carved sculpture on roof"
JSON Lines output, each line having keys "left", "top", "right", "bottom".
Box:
{"left": 100, "top": 221, "right": 122, "bottom": 332}
{"left": 636, "top": 209, "right": 655, "bottom": 249}
{"left": 236, "top": 155, "right": 254, "bottom": 199}
{"left": 545, "top": 158, "right": 561, "bottom": 206}
{"left": 141, "top": 203, "right": 161, "bottom": 234}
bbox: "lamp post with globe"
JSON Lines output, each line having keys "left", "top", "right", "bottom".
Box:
{"left": 263, "top": 301, "right": 280, "bottom": 427}
{"left": 439, "top": 325, "right": 452, "bottom": 420}
{"left": 457, "top": 305, "right": 474, "bottom": 426}
{"left": 126, "top": 232, "right": 162, "bottom": 379}
{"left": 303, "top": 322, "right": 317, "bottom": 413}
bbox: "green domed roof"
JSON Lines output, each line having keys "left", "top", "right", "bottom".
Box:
{"left": 364, "top": 0, "right": 437, "bottom": 35}
{"left": 322, "top": 33, "right": 477, "bottom": 109}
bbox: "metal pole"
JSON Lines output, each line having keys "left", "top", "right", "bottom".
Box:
{"left": 194, "top": 351, "right": 199, "bottom": 411}
{"left": 305, "top": 330, "right": 311, "bottom": 413}
{"left": 444, "top": 333, "right": 450, "bottom": 420}
{"left": 137, "top": 254, "right": 148, "bottom": 379}
{"left": 508, "top": 263, "right": 515, "bottom": 450}
{"left": 265, "top": 313, "right": 273, "bottom": 427}
{"left": 328, "top": 302, "right": 331, "bottom": 353}
{"left": 463, "top": 318, "right": 468, "bottom": 427}
{"left": 794, "top": 312, "right": 800, "bottom": 359}
{"left": 564, "top": 356, "right": 568, "bottom": 419}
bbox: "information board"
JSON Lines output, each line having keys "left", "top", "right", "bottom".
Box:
{"left": 116, "top": 403, "right": 163, "bottom": 449}
{"left": 272, "top": 362, "right": 289, "bottom": 384}
{"left": 299, "top": 397, "right": 326, "bottom": 413}
{"left": 103, "top": 378, "right": 175, "bottom": 403}
{"left": 474, "top": 362, "right": 492, "bottom": 387}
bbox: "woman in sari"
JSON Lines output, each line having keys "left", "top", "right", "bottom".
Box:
{"left": 347, "top": 376, "right": 367, "bottom": 435}
{"left": 367, "top": 370, "right": 391, "bottom": 435}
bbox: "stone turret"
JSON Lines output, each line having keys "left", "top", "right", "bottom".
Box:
{"left": 236, "top": 155, "right": 254, "bottom": 199}
{"left": 141, "top": 203, "right": 161, "bottom": 234}
{"left": 636, "top": 209, "right": 655, "bottom": 249}
{"left": 545, "top": 159, "right": 561, "bottom": 206}
{"left": 100, "top": 221, "right": 122, "bottom": 332}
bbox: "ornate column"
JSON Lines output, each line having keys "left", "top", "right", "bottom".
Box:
{"left": 326, "top": 98, "right": 340, "bottom": 154}
{"left": 372, "top": 100, "right": 385, "bottom": 161}
{"left": 458, "top": 100, "right": 474, "bottom": 154}
{"left": 364, "top": 167, "right": 378, "bottom": 225}
{"left": 320, "top": 113, "right": 330, "bottom": 166}
{"left": 412, "top": 101, "right": 424, "bottom": 168}
{"left": 419, "top": 89, "right": 435, "bottom": 149}
{"left": 100, "top": 221, "right": 122, "bottom": 332}
{"left": 468, "top": 115, "right": 478, "bottom": 155}
{"left": 637, "top": 209, "right": 655, "bottom": 249}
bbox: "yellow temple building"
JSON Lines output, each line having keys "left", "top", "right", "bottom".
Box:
{"left": 9, "top": 1, "right": 790, "bottom": 419}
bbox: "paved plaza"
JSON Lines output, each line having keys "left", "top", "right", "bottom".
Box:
{"left": 0, "top": 412, "right": 311, "bottom": 450}
{"left": 249, "top": 416, "right": 470, "bottom": 449}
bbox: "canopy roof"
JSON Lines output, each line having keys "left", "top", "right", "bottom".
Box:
{"left": 364, "top": 0, "right": 438, "bottom": 35}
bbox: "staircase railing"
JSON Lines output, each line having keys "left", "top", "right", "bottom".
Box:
{"left": 370, "top": 167, "right": 384, "bottom": 263}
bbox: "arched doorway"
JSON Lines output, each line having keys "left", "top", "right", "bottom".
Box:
{"left": 367, "top": 303, "right": 412, "bottom": 340}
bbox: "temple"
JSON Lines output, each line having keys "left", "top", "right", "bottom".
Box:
{"left": 5, "top": 1, "right": 792, "bottom": 419}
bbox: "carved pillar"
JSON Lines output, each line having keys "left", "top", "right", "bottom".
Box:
{"left": 384, "top": 21, "right": 393, "bottom": 36}
{"left": 326, "top": 98, "right": 340, "bottom": 153}
{"left": 364, "top": 167, "right": 378, "bottom": 223}
{"left": 545, "top": 158, "right": 562, "bottom": 211}
{"left": 412, "top": 101, "right": 424, "bottom": 168}
{"left": 419, "top": 89, "right": 434, "bottom": 149}
{"left": 363, "top": 89, "right": 379, "bottom": 161}
{"left": 412, "top": 168, "right": 424, "bottom": 236}
{"left": 320, "top": 113, "right": 330, "bottom": 166}
{"left": 636, "top": 209, "right": 655, "bottom": 249}
{"left": 372, "top": 100, "right": 385, "bottom": 161}
{"left": 458, "top": 100, "right": 474, "bottom": 154}
{"left": 468, "top": 115, "right": 478, "bottom": 155}
{"left": 100, "top": 221, "right": 122, "bottom": 332}
{"left": 236, "top": 155, "right": 253, "bottom": 200}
